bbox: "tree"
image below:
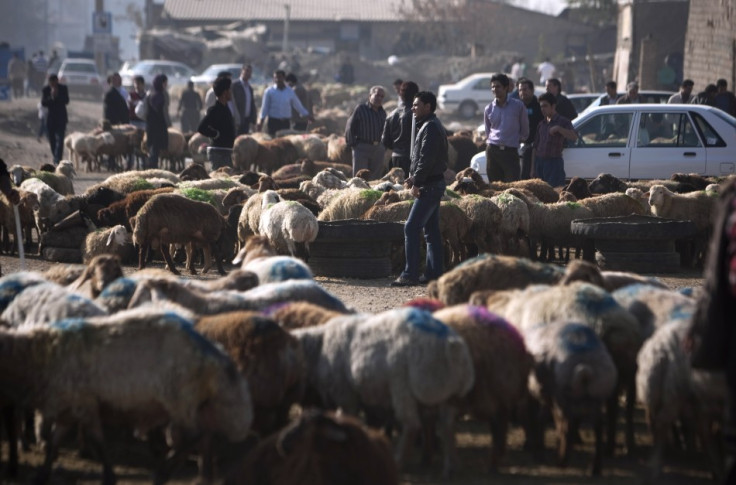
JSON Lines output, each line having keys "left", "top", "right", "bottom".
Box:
{"left": 565, "top": 0, "right": 618, "bottom": 26}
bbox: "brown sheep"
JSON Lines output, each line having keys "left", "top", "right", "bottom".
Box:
{"left": 432, "top": 304, "right": 534, "bottom": 471}
{"left": 301, "top": 158, "right": 352, "bottom": 178}
{"left": 0, "top": 190, "right": 40, "bottom": 255}
{"left": 355, "top": 168, "right": 371, "bottom": 181}
{"left": 563, "top": 176, "right": 592, "bottom": 200}
{"left": 196, "top": 311, "right": 305, "bottom": 436}
{"left": 132, "top": 193, "right": 228, "bottom": 275}
{"left": 96, "top": 187, "right": 175, "bottom": 230}
{"left": 233, "top": 135, "right": 261, "bottom": 172}
{"left": 490, "top": 178, "right": 559, "bottom": 203}
{"left": 266, "top": 301, "right": 345, "bottom": 330}
{"left": 448, "top": 134, "right": 483, "bottom": 171}
{"left": 179, "top": 162, "right": 210, "bottom": 181}
{"left": 68, "top": 254, "right": 125, "bottom": 298}
{"left": 256, "top": 138, "right": 299, "bottom": 174}
{"left": 223, "top": 410, "right": 399, "bottom": 485}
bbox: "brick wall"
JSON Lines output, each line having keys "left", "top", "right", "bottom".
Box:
{"left": 684, "top": 0, "right": 736, "bottom": 90}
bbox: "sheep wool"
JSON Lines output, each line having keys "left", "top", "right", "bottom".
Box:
{"left": 1, "top": 281, "right": 107, "bottom": 328}
{"left": 242, "top": 255, "right": 314, "bottom": 284}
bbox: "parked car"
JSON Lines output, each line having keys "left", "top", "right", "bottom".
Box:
{"left": 120, "top": 60, "right": 196, "bottom": 91}
{"left": 470, "top": 104, "right": 736, "bottom": 181}
{"left": 190, "top": 63, "right": 269, "bottom": 90}
{"left": 580, "top": 90, "right": 673, "bottom": 116}
{"left": 58, "top": 58, "right": 103, "bottom": 98}
{"left": 438, "top": 73, "right": 494, "bottom": 119}
{"left": 568, "top": 93, "right": 602, "bottom": 114}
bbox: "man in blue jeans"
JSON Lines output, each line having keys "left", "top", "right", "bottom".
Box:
{"left": 391, "top": 91, "right": 448, "bottom": 287}
{"left": 533, "top": 92, "right": 577, "bottom": 188}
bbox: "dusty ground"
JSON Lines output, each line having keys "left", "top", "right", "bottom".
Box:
{"left": 0, "top": 95, "right": 712, "bottom": 484}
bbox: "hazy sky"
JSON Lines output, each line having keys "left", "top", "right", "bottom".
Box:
{"left": 511, "top": 0, "right": 567, "bottom": 15}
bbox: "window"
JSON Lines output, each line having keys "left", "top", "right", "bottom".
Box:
{"left": 638, "top": 112, "right": 676, "bottom": 147}
{"left": 472, "top": 78, "right": 490, "bottom": 90}
{"left": 675, "top": 114, "right": 702, "bottom": 147}
{"left": 572, "top": 112, "right": 632, "bottom": 147}
{"left": 692, "top": 112, "right": 726, "bottom": 147}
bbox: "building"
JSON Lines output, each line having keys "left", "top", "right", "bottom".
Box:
{"left": 683, "top": 0, "right": 736, "bottom": 91}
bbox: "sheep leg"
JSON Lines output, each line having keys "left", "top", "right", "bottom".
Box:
{"left": 138, "top": 244, "right": 148, "bottom": 270}
{"left": 395, "top": 424, "right": 419, "bottom": 471}
{"left": 439, "top": 405, "right": 457, "bottom": 479}
{"left": 697, "top": 417, "right": 724, "bottom": 481}
{"left": 489, "top": 412, "right": 509, "bottom": 471}
{"left": 605, "top": 390, "right": 620, "bottom": 456}
{"left": 34, "top": 420, "right": 71, "bottom": 485}
{"left": 81, "top": 414, "right": 117, "bottom": 485}
{"left": 161, "top": 244, "right": 181, "bottom": 275}
{"left": 201, "top": 245, "right": 214, "bottom": 274}
{"left": 645, "top": 424, "right": 666, "bottom": 481}
{"left": 553, "top": 404, "right": 571, "bottom": 468}
{"left": 625, "top": 376, "right": 636, "bottom": 455}
{"left": 185, "top": 243, "right": 197, "bottom": 275}
{"left": 591, "top": 411, "right": 604, "bottom": 476}
{"left": 197, "top": 432, "right": 215, "bottom": 483}
{"left": 2, "top": 404, "right": 18, "bottom": 478}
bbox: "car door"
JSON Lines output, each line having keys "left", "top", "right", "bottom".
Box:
{"left": 629, "top": 110, "right": 705, "bottom": 178}
{"left": 691, "top": 111, "right": 736, "bottom": 176}
{"left": 565, "top": 110, "right": 633, "bottom": 179}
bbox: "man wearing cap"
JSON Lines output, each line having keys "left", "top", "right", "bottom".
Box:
{"left": 668, "top": 79, "right": 694, "bottom": 104}
{"left": 617, "top": 82, "right": 642, "bottom": 104}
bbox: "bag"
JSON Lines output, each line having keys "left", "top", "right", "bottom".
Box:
{"left": 134, "top": 96, "right": 148, "bottom": 121}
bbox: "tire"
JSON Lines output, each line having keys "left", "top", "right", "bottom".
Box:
{"left": 310, "top": 241, "right": 391, "bottom": 259}
{"left": 309, "top": 256, "right": 392, "bottom": 279}
{"left": 571, "top": 215, "right": 697, "bottom": 240}
{"left": 42, "top": 247, "right": 82, "bottom": 264}
{"left": 458, "top": 101, "right": 477, "bottom": 119}
{"left": 596, "top": 250, "right": 681, "bottom": 273}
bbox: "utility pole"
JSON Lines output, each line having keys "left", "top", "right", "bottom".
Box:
{"left": 94, "top": 0, "right": 105, "bottom": 75}
{"left": 282, "top": 4, "right": 290, "bottom": 53}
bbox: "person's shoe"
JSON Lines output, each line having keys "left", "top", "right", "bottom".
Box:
{"left": 418, "top": 275, "right": 430, "bottom": 285}
{"left": 390, "top": 276, "right": 419, "bottom": 287}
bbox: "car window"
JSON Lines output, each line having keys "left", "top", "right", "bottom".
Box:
{"left": 691, "top": 112, "right": 726, "bottom": 147}
{"left": 63, "top": 63, "right": 97, "bottom": 73}
{"left": 172, "top": 65, "right": 191, "bottom": 78}
{"left": 572, "top": 112, "right": 632, "bottom": 147}
{"left": 638, "top": 112, "right": 676, "bottom": 147}
{"left": 671, "top": 113, "right": 703, "bottom": 147}
{"left": 472, "top": 78, "right": 489, "bottom": 90}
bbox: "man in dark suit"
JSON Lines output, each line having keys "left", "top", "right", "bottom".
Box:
{"left": 103, "top": 72, "right": 130, "bottom": 125}
{"left": 41, "top": 74, "right": 69, "bottom": 165}
{"left": 231, "top": 64, "right": 257, "bottom": 135}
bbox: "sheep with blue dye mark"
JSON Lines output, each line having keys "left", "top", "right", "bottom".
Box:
{"left": 0, "top": 272, "right": 51, "bottom": 314}
{"left": 232, "top": 235, "right": 313, "bottom": 284}
{"left": 258, "top": 190, "right": 319, "bottom": 257}
{"left": 292, "top": 307, "right": 474, "bottom": 475}
{"left": 0, "top": 308, "right": 252, "bottom": 485}
{"left": 612, "top": 283, "right": 696, "bottom": 340}
{"left": 0, "top": 281, "right": 107, "bottom": 328}
{"left": 483, "top": 281, "right": 643, "bottom": 457}
{"left": 432, "top": 304, "right": 533, "bottom": 471}
{"left": 636, "top": 319, "right": 726, "bottom": 481}
{"left": 525, "top": 321, "right": 617, "bottom": 475}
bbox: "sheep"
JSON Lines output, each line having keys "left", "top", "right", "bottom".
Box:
{"left": 83, "top": 169, "right": 181, "bottom": 196}
{"left": 232, "top": 235, "right": 314, "bottom": 283}
{"left": 670, "top": 172, "right": 713, "bottom": 191}
{"left": 221, "top": 186, "right": 255, "bottom": 211}
{"left": 256, "top": 137, "right": 300, "bottom": 174}
{"left": 0, "top": 309, "right": 253, "bottom": 485}
{"left": 265, "top": 300, "right": 345, "bottom": 330}
{"left": 132, "top": 193, "right": 228, "bottom": 275}
{"left": 312, "top": 167, "right": 348, "bottom": 190}
{"left": 636, "top": 319, "right": 726, "bottom": 481}
{"left": 65, "top": 254, "right": 125, "bottom": 299}
{"left": 195, "top": 311, "right": 304, "bottom": 435}
{"left": 490, "top": 191, "right": 531, "bottom": 256}
{"left": 317, "top": 189, "right": 383, "bottom": 221}
{"left": 432, "top": 304, "right": 533, "bottom": 470}
{"left": 224, "top": 410, "right": 398, "bottom": 485}
{"left": 141, "top": 128, "right": 188, "bottom": 171}
{"left": 484, "top": 281, "right": 644, "bottom": 457}
{"left": 237, "top": 191, "right": 270, "bottom": 249}
{"left": 326, "top": 133, "right": 352, "bottom": 165}
{"left": 624, "top": 187, "right": 651, "bottom": 214}
{"left": 19, "top": 177, "right": 73, "bottom": 233}
{"left": 0, "top": 272, "right": 52, "bottom": 313}
{"left": 284, "top": 134, "right": 328, "bottom": 161}
{"left": 30, "top": 160, "right": 76, "bottom": 195}
{"left": 489, "top": 178, "right": 558, "bottom": 203}
{"left": 611, "top": 283, "right": 696, "bottom": 340}
{"left": 524, "top": 321, "right": 618, "bottom": 476}
{"left": 232, "top": 135, "right": 261, "bottom": 172}
{"left": 95, "top": 123, "right": 139, "bottom": 171}
{"left": 127, "top": 278, "right": 349, "bottom": 315}
{"left": 347, "top": 176, "right": 371, "bottom": 189}
{"left": 292, "top": 307, "right": 474, "bottom": 475}
{"left": 578, "top": 192, "right": 646, "bottom": 218}
{"left": 258, "top": 190, "right": 319, "bottom": 257}
{"left": 0, "top": 280, "right": 107, "bottom": 328}
{"left": 178, "top": 177, "right": 244, "bottom": 191}
{"left": 455, "top": 194, "right": 503, "bottom": 256}
{"left": 70, "top": 131, "right": 115, "bottom": 172}
{"left": 563, "top": 176, "right": 592, "bottom": 200}
{"left": 0, "top": 190, "right": 40, "bottom": 255}
{"left": 186, "top": 133, "right": 210, "bottom": 164}
{"left": 81, "top": 224, "right": 135, "bottom": 264}
{"left": 588, "top": 173, "right": 629, "bottom": 194}
{"left": 526, "top": 201, "right": 594, "bottom": 262}
{"left": 96, "top": 187, "right": 176, "bottom": 230}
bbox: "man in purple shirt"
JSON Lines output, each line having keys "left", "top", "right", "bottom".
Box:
{"left": 484, "top": 73, "right": 529, "bottom": 182}
{"left": 533, "top": 92, "right": 577, "bottom": 187}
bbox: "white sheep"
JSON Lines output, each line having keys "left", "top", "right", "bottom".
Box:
{"left": 0, "top": 308, "right": 253, "bottom": 484}
{"left": 258, "top": 190, "right": 319, "bottom": 257}
{"left": 624, "top": 187, "right": 651, "bottom": 214}
{"left": 232, "top": 235, "right": 313, "bottom": 283}
{"left": 285, "top": 134, "right": 328, "bottom": 160}
{"left": 317, "top": 188, "right": 384, "bottom": 221}
{"left": 81, "top": 224, "right": 134, "bottom": 264}
{"left": 71, "top": 131, "right": 115, "bottom": 172}
{"left": 312, "top": 168, "right": 347, "bottom": 190}
{"left": 490, "top": 192, "right": 530, "bottom": 256}
{"left": 19, "top": 177, "right": 73, "bottom": 233}
{"left": 649, "top": 184, "right": 716, "bottom": 232}
{"left": 292, "top": 307, "right": 474, "bottom": 475}
{"left": 611, "top": 283, "right": 695, "bottom": 340}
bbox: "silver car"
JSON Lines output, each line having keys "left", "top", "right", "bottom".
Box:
{"left": 58, "top": 58, "right": 104, "bottom": 98}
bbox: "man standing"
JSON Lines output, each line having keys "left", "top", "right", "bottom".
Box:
{"left": 545, "top": 78, "right": 577, "bottom": 120}
{"left": 286, "top": 73, "right": 312, "bottom": 131}
{"left": 198, "top": 76, "right": 235, "bottom": 169}
{"left": 41, "top": 74, "right": 69, "bottom": 166}
{"left": 617, "top": 82, "right": 642, "bottom": 104}
{"left": 345, "top": 85, "right": 387, "bottom": 179}
{"left": 391, "top": 91, "right": 448, "bottom": 287}
{"left": 178, "top": 81, "right": 202, "bottom": 133}
{"left": 103, "top": 72, "right": 130, "bottom": 125}
{"left": 484, "top": 73, "right": 528, "bottom": 182}
{"left": 516, "top": 78, "right": 543, "bottom": 180}
{"left": 534, "top": 92, "right": 577, "bottom": 188}
{"left": 599, "top": 81, "right": 620, "bottom": 106}
{"left": 382, "top": 81, "right": 419, "bottom": 178}
{"left": 691, "top": 84, "right": 718, "bottom": 106}
{"left": 537, "top": 57, "right": 556, "bottom": 85}
{"left": 714, "top": 79, "right": 736, "bottom": 116}
{"left": 128, "top": 76, "right": 146, "bottom": 129}
{"left": 668, "top": 79, "right": 694, "bottom": 104}
{"left": 8, "top": 53, "right": 26, "bottom": 99}
{"left": 231, "top": 64, "right": 257, "bottom": 135}
{"left": 257, "top": 70, "right": 312, "bottom": 137}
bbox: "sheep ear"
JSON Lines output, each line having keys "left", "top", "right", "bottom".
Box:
{"left": 232, "top": 247, "right": 246, "bottom": 265}
{"left": 106, "top": 229, "right": 115, "bottom": 247}
{"left": 69, "top": 265, "right": 92, "bottom": 291}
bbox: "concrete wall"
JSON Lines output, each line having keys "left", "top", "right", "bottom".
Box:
{"left": 684, "top": 0, "right": 736, "bottom": 90}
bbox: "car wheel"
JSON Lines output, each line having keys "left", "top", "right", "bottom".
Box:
{"left": 458, "top": 101, "right": 478, "bottom": 119}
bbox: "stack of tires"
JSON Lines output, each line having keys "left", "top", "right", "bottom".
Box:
{"left": 309, "top": 220, "right": 405, "bottom": 279}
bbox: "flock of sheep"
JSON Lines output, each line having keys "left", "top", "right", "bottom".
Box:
{"left": 0, "top": 125, "right": 731, "bottom": 484}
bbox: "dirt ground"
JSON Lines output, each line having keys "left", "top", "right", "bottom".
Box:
{"left": 0, "top": 95, "right": 713, "bottom": 484}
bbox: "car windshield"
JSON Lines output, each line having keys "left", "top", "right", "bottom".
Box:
{"left": 63, "top": 63, "right": 97, "bottom": 73}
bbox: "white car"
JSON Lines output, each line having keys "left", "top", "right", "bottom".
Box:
{"left": 190, "top": 63, "right": 269, "bottom": 90}
{"left": 469, "top": 104, "right": 736, "bottom": 181}
{"left": 120, "top": 60, "right": 197, "bottom": 91}
{"left": 58, "top": 58, "right": 103, "bottom": 98}
{"left": 438, "top": 73, "right": 494, "bottom": 119}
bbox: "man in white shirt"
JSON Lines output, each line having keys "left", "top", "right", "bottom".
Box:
{"left": 537, "top": 58, "right": 556, "bottom": 85}
{"left": 231, "top": 64, "right": 257, "bottom": 135}
{"left": 257, "top": 70, "right": 313, "bottom": 136}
